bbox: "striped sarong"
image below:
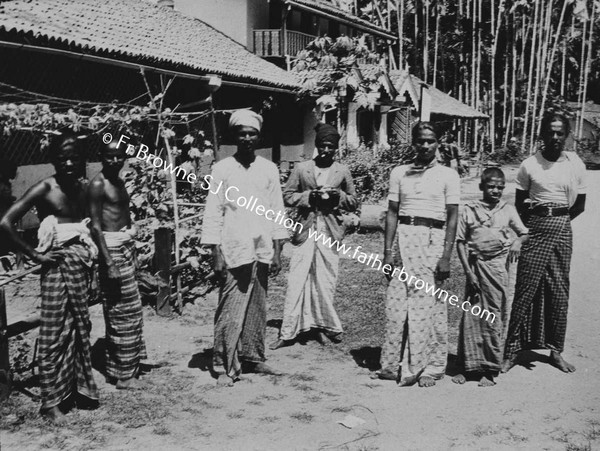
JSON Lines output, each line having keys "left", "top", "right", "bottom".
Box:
{"left": 213, "top": 262, "right": 268, "bottom": 379}
{"left": 379, "top": 224, "right": 447, "bottom": 385}
{"left": 457, "top": 253, "right": 508, "bottom": 372}
{"left": 100, "top": 234, "right": 146, "bottom": 381}
{"left": 38, "top": 242, "right": 98, "bottom": 409}
{"left": 504, "top": 213, "right": 572, "bottom": 359}
{"left": 279, "top": 216, "right": 343, "bottom": 340}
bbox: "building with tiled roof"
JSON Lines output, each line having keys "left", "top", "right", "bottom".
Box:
{"left": 0, "top": 0, "right": 299, "bottom": 91}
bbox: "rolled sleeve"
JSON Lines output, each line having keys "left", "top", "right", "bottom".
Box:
{"left": 386, "top": 166, "right": 402, "bottom": 203}
{"left": 455, "top": 206, "right": 469, "bottom": 242}
{"left": 515, "top": 162, "right": 530, "bottom": 192}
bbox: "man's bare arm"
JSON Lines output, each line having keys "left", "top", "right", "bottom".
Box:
{"left": 515, "top": 189, "right": 529, "bottom": 221}
{"left": 383, "top": 200, "right": 399, "bottom": 280}
{"left": 88, "top": 177, "right": 119, "bottom": 278}
{"left": 570, "top": 194, "right": 586, "bottom": 220}
{"left": 0, "top": 181, "right": 51, "bottom": 262}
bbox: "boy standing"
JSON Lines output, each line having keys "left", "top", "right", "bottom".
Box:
{"left": 453, "top": 168, "right": 528, "bottom": 386}
{"left": 89, "top": 140, "right": 146, "bottom": 389}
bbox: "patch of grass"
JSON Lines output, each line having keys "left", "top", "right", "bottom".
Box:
{"left": 584, "top": 423, "right": 600, "bottom": 441}
{"left": 305, "top": 395, "right": 322, "bottom": 403}
{"left": 153, "top": 425, "right": 171, "bottom": 435}
{"left": 566, "top": 442, "right": 592, "bottom": 451}
{"left": 289, "top": 412, "right": 315, "bottom": 424}
{"left": 226, "top": 411, "right": 244, "bottom": 419}
{"left": 291, "top": 383, "right": 314, "bottom": 392}
{"left": 473, "top": 424, "right": 501, "bottom": 438}
{"left": 246, "top": 398, "right": 264, "bottom": 406}
{"left": 290, "top": 373, "right": 317, "bottom": 382}
{"left": 258, "top": 416, "right": 280, "bottom": 423}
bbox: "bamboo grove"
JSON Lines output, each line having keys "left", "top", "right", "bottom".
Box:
{"left": 350, "top": 0, "right": 599, "bottom": 152}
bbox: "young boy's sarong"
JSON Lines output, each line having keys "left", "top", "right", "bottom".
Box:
{"left": 100, "top": 229, "right": 146, "bottom": 381}
{"left": 456, "top": 200, "right": 527, "bottom": 372}
{"left": 213, "top": 262, "right": 268, "bottom": 379}
{"left": 37, "top": 217, "right": 99, "bottom": 410}
{"left": 380, "top": 224, "right": 447, "bottom": 385}
{"left": 504, "top": 212, "right": 572, "bottom": 359}
{"left": 279, "top": 216, "right": 343, "bottom": 340}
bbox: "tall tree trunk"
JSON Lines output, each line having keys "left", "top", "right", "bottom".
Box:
{"left": 522, "top": 0, "right": 539, "bottom": 151}
{"left": 576, "top": 15, "right": 589, "bottom": 139}
{"left": 433, "top": 1, "right": 441, "bottom": 87}
{"left": 579, "top": 1, "right": 596, "bottom": 141}
{"left": 537, "top": 0, "right": 568, "bottom": 138}
{"left": 424, "top": 0, "right": 430, "bottom": 82}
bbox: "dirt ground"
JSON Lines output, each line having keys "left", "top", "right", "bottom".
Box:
{"left": 1, "top": 167, "right": 600, "bottom": 451}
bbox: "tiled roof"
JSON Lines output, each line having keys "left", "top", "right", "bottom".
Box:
{"left": 390, "top": 70, "right": 488, "bottom": 119}
{"left": 0, "top": 0, "right": 300, "bottom": 90}
{"left": 287, "top": 0, "right": 396, "bottom": 39}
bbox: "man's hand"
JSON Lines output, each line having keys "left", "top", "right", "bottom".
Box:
{"left": 383, "top": 252, "right": 394, "bottom": 281}
{"left": 326, "top": 189, "right": 341, "bottom": 207}
{"left": 434, "top": 257, "right": 451, "bottom": 281}
{"left": 212, "top": 246, "right": 226, "bottom": 282}
{"left": 106, "top": 262, "right": 121, "bottom": 280}
{"left": 35, "top": 251, "right": 63, "bottom": 266}
{"left": 465, "top": 270, "right": 480, "bottom": 294}
{"left": 308, "top": 190, "right": 320, "bottom": 207}
{"left": 270, "top": 253, "right": 282, "bottom": 277}
{"left": 508, "top": 240, "right": 522, "bottom": 263}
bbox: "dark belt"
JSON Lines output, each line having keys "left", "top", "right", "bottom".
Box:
{"left": 398, "top": 215, "right": 445, "bottom": 229}
{"left": 530, "top": 205, "right": 570, "bottom": 217}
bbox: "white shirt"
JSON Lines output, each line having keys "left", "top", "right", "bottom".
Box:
{"left": 387, "top": 161, "right": 461, "bottom": 221}
{"left": 201, "top": 156, "right": 289, "bottom": 268}
{"left": 314, "top": 166, "right": 331, "bottom": 187}
{"left": 516, "top": 151, "right": 587, "bottom": 207}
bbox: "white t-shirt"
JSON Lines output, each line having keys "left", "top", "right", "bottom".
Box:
{"left": 516, "top": 151, "right": 587, "bottom": 207}
{"left": 387, "top": 162, "right": 461, "bottom": 221}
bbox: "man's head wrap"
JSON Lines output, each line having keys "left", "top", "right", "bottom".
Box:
{"left": 229, "top": 109, "right": 263, "bottom": 132}
{"left": 314, "top": 123, "right": 340, "bottom": 147}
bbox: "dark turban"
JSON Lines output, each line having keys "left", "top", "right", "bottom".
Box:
{"left": 314, "top": 123, "right": 340, "bottom": 147}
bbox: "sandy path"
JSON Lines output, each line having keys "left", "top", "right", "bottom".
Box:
{"left": 2, "top": 169, "right": 599, "bottom": 450}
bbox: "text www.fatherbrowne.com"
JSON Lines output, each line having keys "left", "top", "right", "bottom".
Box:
{"left": 305, "top": 228, "right": 496, "bottom": 324}
{"left": 114, "top": 133, "right": 495, "bottom": 325}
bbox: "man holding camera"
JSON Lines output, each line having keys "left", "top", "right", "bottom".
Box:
{"left": 271, "top": 123, "right": 359, "bottom": 349}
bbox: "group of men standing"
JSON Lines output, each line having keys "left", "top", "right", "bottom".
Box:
{"left": 0, "top": 107, "right": 587, "bottom": 420}
{"left": 1, "top": 136, "right": 146, "bottom": 422}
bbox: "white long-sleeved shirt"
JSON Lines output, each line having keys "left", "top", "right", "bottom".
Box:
{"left": 201, "top": 156, "right": 289, "bottom": 268}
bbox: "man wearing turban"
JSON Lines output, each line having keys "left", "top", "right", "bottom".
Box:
{"left": 271, "top": 123, "right": 359, "bottom": 349}
{"left": 201, "top": 109, "right": 288, "bottom": 386}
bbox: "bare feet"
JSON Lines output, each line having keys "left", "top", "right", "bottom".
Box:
{"left": 314, "top": 331, "right": 327, "bottom": 346}
{"left": 549, "top": 351, "right": 576, "bottom": 373}
{"left": 246, "top": 362, "right": 283, "bottom": 376}
{"left": 42, "top": 406, "right": 67, "bottom": 425}
{"left": 116, "top": 377, "right": 143, "bottom": 390}
{"left": 370, "top": 369, "right": 396, "bottom": 381}
{"left": 501, "top": 354, "right": 518, "bottom": 373}
{"left": 418, "top": 376, "right": 436, "bottom": 387}
{"left": 452, "top": 374, "right": 466, "bottom": 384}
{"left": 217, "top": 374, "right": 234, "bottom": 387}
{"left": 269, "top": 339, "right": 291, "bottom": 350}
{"left": 326, "top": 332, "right": 343, "bottom": 344}
{"left": 478, "top": 374, "right": 496, "bottom": 387}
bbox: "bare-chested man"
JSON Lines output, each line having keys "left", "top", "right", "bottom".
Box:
{"left": 0, "top": 133, "right": 99, "bottom": 423}
{"left": 88, "top": 140, "right": 146, "bottom": 390}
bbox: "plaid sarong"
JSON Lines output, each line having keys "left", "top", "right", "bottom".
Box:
{"left": 38, "top": 243, "right": 98, "bottom": 409}
{"left": 504, "top": 213, "right": 572, "bottom": 359}
{"left": 100, "top": 239, "right": 146, "bottom": 380}
{"left": 213, "top": 262, "right": 268, "bottom": 379}
{"left": 457, "top": 253, "right": 508, "bottom": 372}
{"left": 379, "top": 224, "right": 447, "bottom": 385}
{"left": 279, "top": 216, "right": 343, "bottom": 340}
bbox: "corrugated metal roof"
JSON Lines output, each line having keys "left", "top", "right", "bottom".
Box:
{"left": 0, "top": 0, "right": 300, "bottom": 90}
{"left": 390, "top": 70, "right": 488, "bottom": 119}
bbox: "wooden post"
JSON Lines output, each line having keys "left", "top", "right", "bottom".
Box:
{"left": 154, "top": 228, "right": 172, "bottom": 316}
{"left": 0, "top": 288, "right": 11, "bottom": 401}
{"left": 209, "top": 94, "right": 220, "bottom": 162}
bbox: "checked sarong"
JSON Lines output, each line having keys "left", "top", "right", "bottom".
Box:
{"left": 100, "top": 236, "right": 146, "bottom": 381}
{"left": 504, "top": 210, "right": 572, "bottom": 359}
{"left": 39, "top": 242, "right": 98, "bottom": 409}
{"left": 213, "top": 262, "right": 268, "bottom": 380}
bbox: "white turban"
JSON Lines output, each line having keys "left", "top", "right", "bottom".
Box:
{"left": 229, "top": 109, "right": 263, "bottom": 132}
